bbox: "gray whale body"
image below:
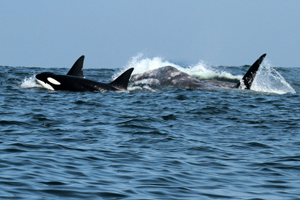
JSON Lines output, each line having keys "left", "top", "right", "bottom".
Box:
{"left": 131, "top": 54, "right": 267, "bottom": 91}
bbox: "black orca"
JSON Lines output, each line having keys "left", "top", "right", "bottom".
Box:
{"left": 35, "top": 55, "right": 134, "bottom": 92}
{"left": 131, "top": 54, "right": 266, "bottom": 90}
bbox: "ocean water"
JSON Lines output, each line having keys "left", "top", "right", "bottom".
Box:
{"left": 1, "top": 56, "right": 300, "bottom": 199}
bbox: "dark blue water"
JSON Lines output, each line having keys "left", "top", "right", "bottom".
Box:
{"left": 1, "top": 64, "right": 300, "bottom": 199}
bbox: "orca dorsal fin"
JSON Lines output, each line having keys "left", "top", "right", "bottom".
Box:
{"left": 236, "top": 53, "right": 266, "bottom": 89}
{"left": 67, "top": 55, "right": 85, "bottom": 78}
{"left": 110, "top": 68, "right": 134, "bottom": 91}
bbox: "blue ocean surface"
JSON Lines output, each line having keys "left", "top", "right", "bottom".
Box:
{"left": 1, "top": 56, "right": 300, "bottom": 199}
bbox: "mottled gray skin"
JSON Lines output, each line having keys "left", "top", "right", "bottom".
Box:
{"left": 132, "top": 66, "right": 212, "bottom": 90}
{"left": 203, "top": 80, "right": 237, "bottom": 88}
{"left": 131, "top": 66, "right": 234, "bottom": 90}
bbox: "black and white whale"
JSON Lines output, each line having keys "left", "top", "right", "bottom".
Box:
{"left": 131, "top": 54, "right": 266, "bottom": 90}
{"left": 35, "top": 55, "right": 134, "bottom": 92}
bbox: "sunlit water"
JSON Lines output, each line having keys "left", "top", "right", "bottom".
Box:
{"left": 1, "top": 56, "right": 300, "bottom": 199}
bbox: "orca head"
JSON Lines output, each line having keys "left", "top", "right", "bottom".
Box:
{"left": 35, "top": 72, "right": 61, "bottom": 90}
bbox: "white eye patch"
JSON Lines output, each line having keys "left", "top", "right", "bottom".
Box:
{"left": 47, "top": 77, "right": 61, "bottom": 85}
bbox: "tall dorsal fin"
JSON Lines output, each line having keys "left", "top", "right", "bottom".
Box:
{"left": 110, "top": 68, "right": 134, "bottom": 91}
{"left": 67, "top": 55, "right": 85, "bottom": 77}
{"left": 236, "top": 53, "right": 266, "bottom": 89}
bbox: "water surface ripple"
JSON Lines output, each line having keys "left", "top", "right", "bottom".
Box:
{"left": 0, "top": 66, "right": 300, "bottom": 199}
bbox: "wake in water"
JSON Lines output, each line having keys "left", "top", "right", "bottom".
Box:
{"left": 120, "top": 54, "right": 295, "bottom": 94}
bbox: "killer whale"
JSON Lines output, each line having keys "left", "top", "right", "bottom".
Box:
{"left": 35, "top": 55, "right": 134, "bottom": 92}
{"left": 131, "top": 54, "right": 266, "bottom": 90}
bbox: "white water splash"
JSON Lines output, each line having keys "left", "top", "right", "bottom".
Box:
{"left": 20, "top": 75, "right": 42, "bottom": 89}
{"left": 114, "top": 53, "right": 238, "bottom": 81}
{"left": 183, "top": 61, "right": 241, "bottom": 81}
{"left": 112, "top": 53, "right": 180, "bottom": 80}
{"left": 251, "top": 61, "right": 296, "bottom": 94}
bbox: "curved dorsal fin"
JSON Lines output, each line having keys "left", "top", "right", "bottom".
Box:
{"left": 110, "top": 68, "right": 134, "bottom": 91}
{"left": 236, "top": 53, "right": 266, "bottom": 89}
{"left": 67, "top": 55, "right": 85, "bottom": 78}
